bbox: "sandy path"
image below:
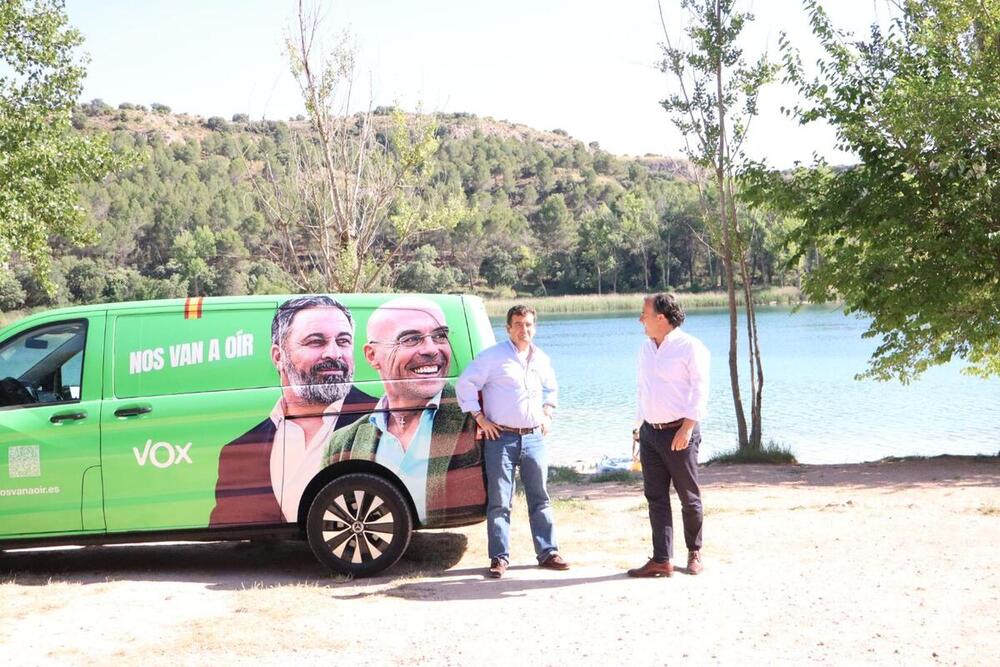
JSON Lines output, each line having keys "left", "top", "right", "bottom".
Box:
{"left": 2, "top": 456, "right": 998, "bottom": 666}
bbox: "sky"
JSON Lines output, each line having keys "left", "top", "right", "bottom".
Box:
{"left": 66, "top": 0, "right": 895, "bottom": 169}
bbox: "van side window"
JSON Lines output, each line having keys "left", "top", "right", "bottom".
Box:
{"left": 0, "top": 321, "right": 87, "bottom": 409}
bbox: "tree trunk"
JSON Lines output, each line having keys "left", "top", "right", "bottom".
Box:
{"left": 665, "top": 229, "right": 672, "bottom": 288}
{"left": 641, "top": 246, "right": 650, "bottom": 291}
{"left": 729, "top": 188, "right": 765, "bottom": 452}
{"left": 715, "top": 0, "right": 748, "bottom": 450}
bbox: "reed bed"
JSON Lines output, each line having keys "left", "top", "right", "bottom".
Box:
{"left": 485, "top": 287, "right": 805, "bottom": 317}
{"left": 0, "top": 309, "right": 33, "bottom": 328}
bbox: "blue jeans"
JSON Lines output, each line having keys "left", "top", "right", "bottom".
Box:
{"left": 485, "top": 431, "right": 558, "bottom": 563}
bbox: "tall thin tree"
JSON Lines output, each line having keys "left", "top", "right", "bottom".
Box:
{"left": 658, "top": 0, "right": 775, "bottom": 450}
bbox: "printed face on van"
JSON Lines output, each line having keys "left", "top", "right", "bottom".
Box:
{"left": 272, "top": 305, "right": 355, "bottom": 406}
{"left": 365, "top": 301, "right": 451, "bottom": 405}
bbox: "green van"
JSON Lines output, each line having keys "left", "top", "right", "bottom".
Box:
{"left": 0, "top": 293, "right": 496, "bottom": 577}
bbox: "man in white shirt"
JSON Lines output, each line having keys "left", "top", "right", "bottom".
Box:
{"left": 457, "top": 305, "right": 568, "bottom": 578}
{"left": 628, "top": 293, "right": 710, "bottom": 578}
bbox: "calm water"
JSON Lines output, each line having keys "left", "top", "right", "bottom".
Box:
{"left": 491, "top": 306, "right": 1000, "bottom": 464}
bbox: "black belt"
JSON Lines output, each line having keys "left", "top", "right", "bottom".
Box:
{"left": 645, "top": 419, "right": 685, "bottom": 430}
{"left": 497, "top": 424, "right": 540, "bottom": 435}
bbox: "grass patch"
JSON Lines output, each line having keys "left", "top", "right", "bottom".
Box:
{"left": 707, "top": 440, "right": 798, "bottom": 465}
{"left": 552, "top": 498, "right": 590, "bottom": 513}
{"left": 484, "top": 287, "right": 807, "bottom": 317}
{"left": 589, "top": 469, "right": 643, "bottom": 483}
{"left": 548, "top": 465, "right": 584, "bottom": 484}
{"left": 978, "top": 504, "right": 1000, "bottom": 516}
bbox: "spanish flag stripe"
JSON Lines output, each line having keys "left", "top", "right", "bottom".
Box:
{"left": 184, "top": 297, "right": 204, "bottom": 319}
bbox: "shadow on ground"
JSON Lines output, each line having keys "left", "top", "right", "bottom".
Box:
{"left": 338, "top": 567, "right": 629, "bottom": 602}
{"left": 699, "top": 455, "right": 1000, "bottom": 490}
{"left": 0, "top": 531, "right": 470, "bottom": 590}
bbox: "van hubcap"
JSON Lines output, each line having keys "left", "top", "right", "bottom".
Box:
{"left": 321, "top": 489, "right": 395, "bottom": 564}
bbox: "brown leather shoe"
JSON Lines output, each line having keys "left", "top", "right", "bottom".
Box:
{"left": 627, "top": 558, "right": 673, "bottom": 578}
{"left": 488, "top": 557, "right": 508, "bottom": 578}
{"left": 687, "top": 550, "right": 703, "bottom": 575}
{"left": 539, "top": 552, "right": 570, "bottom": 570}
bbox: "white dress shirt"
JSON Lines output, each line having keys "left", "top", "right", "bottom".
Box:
{"left": 456, "top": 339, "right": 558, "bottom": 428}
{"left": 269, "top": 397, "right": 345, "bottom": 522}
{"left": 636, "top": 328, "right": 710, "bottom": 424}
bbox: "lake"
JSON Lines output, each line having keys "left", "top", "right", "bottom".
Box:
{"left": 491, "top": 306, "right": 1000, "bottom": 465}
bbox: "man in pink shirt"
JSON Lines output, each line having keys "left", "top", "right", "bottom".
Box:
{"left": 628, "top": 293, "right": 710, "bottom": 578}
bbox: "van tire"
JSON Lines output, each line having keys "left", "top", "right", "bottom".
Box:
{"left": 306, "top": 473, "right": 412, "bottom": 577}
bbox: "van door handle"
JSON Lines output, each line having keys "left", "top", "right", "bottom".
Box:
{"left": 114, "top": 406, "right": 152, "bottom": 418}
{"left": 50, "top": 411, "right": 87, "bottom": 423}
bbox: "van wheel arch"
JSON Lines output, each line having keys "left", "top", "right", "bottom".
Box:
{"left": 297, "top": 460, "right": 418, "bottom": 529}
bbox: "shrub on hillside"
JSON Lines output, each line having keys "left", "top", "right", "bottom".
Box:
{"left": 0, "top": 268, "right": 27, "bottom": 311}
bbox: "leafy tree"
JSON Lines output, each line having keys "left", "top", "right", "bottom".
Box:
{"left": 64, "top": 257, "right": 107, "bottom": 303}
{"left": 615, "top": 191, "right": 657, "bottom": 290}
{"left": 205, "top": 116, "right": 229, "bottom": 132}
{"left": 169, "top": 226, "right": 217, "bottom": 295}
{"left": 0, "top": 0, "right": 124, "bottom": 294}
{"left": 480, "top": 249, "right": 518, "bottom": 288}
{"left": 395, "top": 244, "right": 461, "bottom": 292}
{"left": 250, "top": 0, "right": 464, "bottom": 292}
{"left": 658, "top": 0, "right": 775, "bottom": 451}
{"left": 578, "top": 204, "right": 622, "bottom": 294}
{"left": 747, "top": 0, "right": 1000, "bottom": 380}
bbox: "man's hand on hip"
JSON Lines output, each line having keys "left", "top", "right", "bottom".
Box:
{"left": 475, "top": 413, "right": 501, "bottom": 440}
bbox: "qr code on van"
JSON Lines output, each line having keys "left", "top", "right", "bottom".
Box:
{"left": 8, "top": 445, "right": 41, "bottom": 478}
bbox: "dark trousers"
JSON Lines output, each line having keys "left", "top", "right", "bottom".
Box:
{"left": 639, "top": 422, "right": 703, "bottom": 561}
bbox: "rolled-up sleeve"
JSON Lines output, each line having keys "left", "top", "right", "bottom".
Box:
{"left": 688, "top": 342, "right": 711, "bottom": 421}
{"left": 456, "top": 352, "right": 491, "bottom": 413}
{"left": 540, "top": 355, "right": 559, "bottom": 408}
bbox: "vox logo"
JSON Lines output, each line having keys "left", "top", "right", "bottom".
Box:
{"left": 133, "top": 439, "right": 193, "bottom": 468}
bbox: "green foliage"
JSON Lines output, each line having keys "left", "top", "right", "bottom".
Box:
{"left": 64, "top": 257, "right": 107, "bottom": 303}
{"left": 2, "top": 98, "right": 802, "bottom": 307}
{"left": 0, "top": 0, "right": 127, "bottom": 294}
{"left": 0, "top": 266, "right": 26, "bottom": 310}
{"left": 746, "top": 0, "right": 1000, "bottom": 380}
{"left": 547, "top": 466, "right": 583, "bottom": 484}
{"left": 590, "top": 469, "right": 642, "bottom": 483}
{"left": 205, "top": 116, "right": 229, "bottom": 132}
{"left": 479, "top": 250, "right": 518, "bottom": 288}
{"left": 395, "top": 245, "right": 462, "bottom": 293}
{"left": 707, "top": 440, "right": 797, "bottom": 464}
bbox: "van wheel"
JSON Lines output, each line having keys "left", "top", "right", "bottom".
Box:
{"left": 306, "top": 473, "right": 412, "bottom": 577}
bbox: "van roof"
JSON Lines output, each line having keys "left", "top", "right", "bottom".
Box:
{"left": 1, "top": 293, "right": 480, "bottom": 334}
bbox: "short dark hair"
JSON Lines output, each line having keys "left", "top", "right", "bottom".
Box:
{"left": 272, "top": 295, "right": 353, "bottom": 347}
{"left": 645, "top": 293, "right": 685, "bottom": 328}
{"left": 506, "top": 304, "right": 537, "bottom": 326}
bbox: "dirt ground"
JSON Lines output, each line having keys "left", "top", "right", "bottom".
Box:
{"left": 2, "top": 456, "right": 998, "bottom": 666}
